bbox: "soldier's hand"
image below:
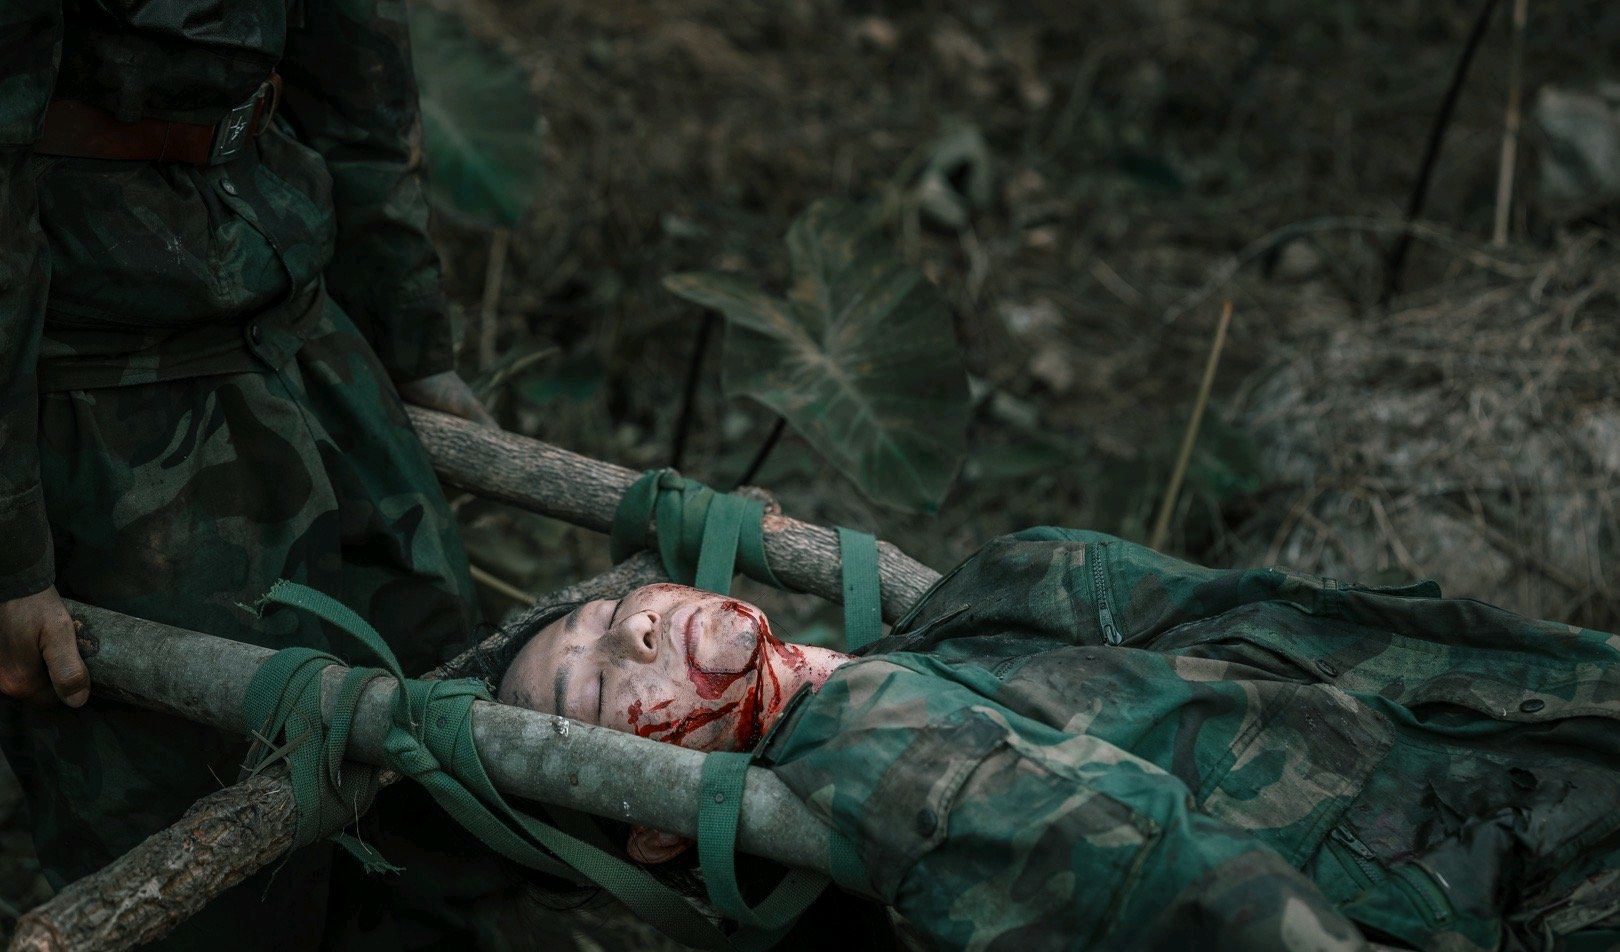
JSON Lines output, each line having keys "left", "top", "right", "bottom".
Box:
{"left": 397, "top": 371, "right": 497, "bottom": 428}
{"left": 0, "top": 586, "right": 89, "bottom": 708}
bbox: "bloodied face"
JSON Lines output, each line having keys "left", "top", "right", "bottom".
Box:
{"left": 498, "top": 584, "right": 849, "bottom": 754}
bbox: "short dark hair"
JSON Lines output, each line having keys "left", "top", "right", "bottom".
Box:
{"left": 463, "top": 600, "right": 584, "bottom": 686}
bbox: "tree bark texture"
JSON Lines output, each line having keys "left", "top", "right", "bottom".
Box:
{"left": 405, "top": 407, "right": 943, "bottom": 622}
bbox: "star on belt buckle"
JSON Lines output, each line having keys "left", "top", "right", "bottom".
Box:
{"left": 208, "top": 80, "right": 270, "bottom": 166}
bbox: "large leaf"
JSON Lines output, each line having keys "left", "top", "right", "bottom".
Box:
{"left": 408, "top": 3, "right": 543, "bottom": 227}
{"left": 665, "top": 201, "right": 970, "bottom": 511}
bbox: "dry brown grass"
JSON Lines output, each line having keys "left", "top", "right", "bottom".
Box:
{"left": 1224, "top": 233, "right": 1620, "bottom": 629}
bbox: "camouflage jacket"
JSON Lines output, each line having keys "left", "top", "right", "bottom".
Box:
{"left": 760, "top": 528, "right": 1620, "bottom": 952}
{"left": 0, "top": 0, "right": 454, "bottom": 600}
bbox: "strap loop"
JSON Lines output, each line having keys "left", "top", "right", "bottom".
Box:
{"left": 698, "top": 752, "right": 838, "bottom": 949}
{"left": 836, "top": 527, "right": 882, "bottom": 651}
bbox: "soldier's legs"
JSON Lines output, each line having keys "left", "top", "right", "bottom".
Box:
{"left": 2, "top": 296, "right": 478, "bottom": 948}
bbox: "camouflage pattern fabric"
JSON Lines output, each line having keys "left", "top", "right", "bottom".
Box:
{"left": 0, "top": 298, "right": 478, "bottom": 948}
{"left": 0, "top": 0, "right": 456, "bottom": 600}
{"left": 760, "top": 527, "right": 1620, "bottom": 951}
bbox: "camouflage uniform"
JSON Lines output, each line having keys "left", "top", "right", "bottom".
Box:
{"left": 0, "top": 0, "right": 478, "bottom": 946}
{"left": 760, "top": 528, "right": 1620, "bottom": 951}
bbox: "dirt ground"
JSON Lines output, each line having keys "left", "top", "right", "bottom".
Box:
{"left": 7, "top": 0, "right": 1620, "bottom": 939}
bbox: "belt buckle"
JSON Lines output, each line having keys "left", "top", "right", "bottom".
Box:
{"left": 208, "top": 80, "right": 271, "bottom": 166}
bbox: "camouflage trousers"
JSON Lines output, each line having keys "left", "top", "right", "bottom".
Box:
{"left": 0, "top": 294, "right": 480, "bottom": 949}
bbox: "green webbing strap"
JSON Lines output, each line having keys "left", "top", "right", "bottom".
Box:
{"left": 611, "top": 469, "right": 784, "bottom": 593}
{"left": 836, "top": 527, "right": 882, "bottom": 651}
{"left": 610, "top": 469, "right": 884, "bottom": 647}
{"left": 698, "top": 753, "right": 841, "bottom": 950}
{"left": 243, "top": 581, "right": 756, "bottom": 951}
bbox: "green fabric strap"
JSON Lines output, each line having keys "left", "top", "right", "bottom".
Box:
{"left": 242, "top": 580, "right": 752, "bottom": 951}
{"left": 836, "top": 527, "right": 882, "bottom": 651}
{"left": 611, "top": 469, "right": 784, "bottom": 593}
{"left": 699, "top": 753, "right": 868, "bottom": 952}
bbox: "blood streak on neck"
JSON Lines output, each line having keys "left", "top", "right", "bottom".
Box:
{"left": 633, "top": 701, "right": 740, "bottom": 746}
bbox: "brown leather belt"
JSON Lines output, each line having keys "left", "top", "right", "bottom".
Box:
{"left": 34, "top": 73, "right": 282, "bottom": 166}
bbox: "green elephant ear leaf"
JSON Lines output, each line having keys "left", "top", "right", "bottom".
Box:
{"left": 408, "top": 3, "right": 543, "bottom": 227}
{"left": 665, "top": 200, "right": 970, "bottom": 512}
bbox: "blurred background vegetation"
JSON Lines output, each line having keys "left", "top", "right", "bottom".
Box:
{"left": 424, "top": 0, "right": 1620, "bottom": 642}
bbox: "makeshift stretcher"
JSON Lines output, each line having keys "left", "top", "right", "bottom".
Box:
{"left": 7, "top": 408, "right": 941, "bottom": 952}
{"left": 9, "top": 411, "right": 1415, "bottom": 952}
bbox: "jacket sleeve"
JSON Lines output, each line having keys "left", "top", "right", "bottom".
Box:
{"left": 0, "top": 0, "right": 61, "bottom": 600}
{"left": 279, "top": 0, "right": 456, "bottom": 385}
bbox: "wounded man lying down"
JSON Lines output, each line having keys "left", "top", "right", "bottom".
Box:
{"left": 499, "top": 527, "right": 1620, "bottom": 952}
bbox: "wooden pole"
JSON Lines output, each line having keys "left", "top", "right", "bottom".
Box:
{"left": 10, "top": 560, "right": 663, "bottom": 952}
{"left": 405, "top": 407, "right": 942, "bottom": 621}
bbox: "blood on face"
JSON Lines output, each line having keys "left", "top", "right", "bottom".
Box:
{"left": 627, "top": 598, "right": 810, "bottom": 751}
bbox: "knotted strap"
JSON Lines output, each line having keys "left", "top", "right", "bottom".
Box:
{"left": 611, "top": 469, "right": 784, "bottom": 592}
{"left": 610, "top": 469, "right": 884, "bottom": 648}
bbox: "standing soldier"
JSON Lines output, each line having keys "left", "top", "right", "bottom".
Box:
{"left": 0, "top": 0, "right": 491, "bottom": 945}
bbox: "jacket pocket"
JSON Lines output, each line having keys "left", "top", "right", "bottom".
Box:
{"left": 1197, "top": 682, "right": 1393, "bottom": 868}
{"left": 860, "top": 706, "right": 1010, "bottom": 902}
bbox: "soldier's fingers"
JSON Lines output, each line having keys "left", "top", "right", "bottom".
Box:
{"left": 0, "top": 639, "right": 51, "bottom": 705}
{"left": 0, "top": 618, "right": 49, "bottom": 699}
{"left": 40, "top": 611, "right": 90, "bottom": 708}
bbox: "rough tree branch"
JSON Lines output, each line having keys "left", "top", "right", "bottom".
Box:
{"left": 405, "top": 407, "right": 942, "bottom": 622}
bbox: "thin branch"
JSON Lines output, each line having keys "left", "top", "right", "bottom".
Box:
{"left": 734, "top": 417, "right": 787, "bottom": 488}
{"left": 479, "top": 227, "right": 511, "bottom": 369}
{"left": 1380, "top": 0, "right": 1503, "bottom": 305}
{"left": 1492, "top": 0, "right": 1529, "bottom": 246}
{"left": 670, "top": 312, "right": 717, "bottom": 470}
{"left": 468, "top": 562, "right": 536, "bottom": 607}
{"left": 1150, "top": 301, "right": 1235, "bottom": 551}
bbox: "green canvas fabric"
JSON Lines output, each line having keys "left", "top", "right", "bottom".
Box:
{"left": 0, "top": 0, "right": 456, "bottom": 599}
{"left": 0, "top": 300, "right": 478, "bottom": 950}
{"left": 759, "top": 527, "right": 1620, "bottom": 952}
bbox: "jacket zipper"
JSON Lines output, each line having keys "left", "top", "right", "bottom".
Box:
{"left": 1328, "top": 826, "right": 1383, "bottom": 888}
{"left": 1090, "top": 545, "right": 1121, "bottom": 645}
